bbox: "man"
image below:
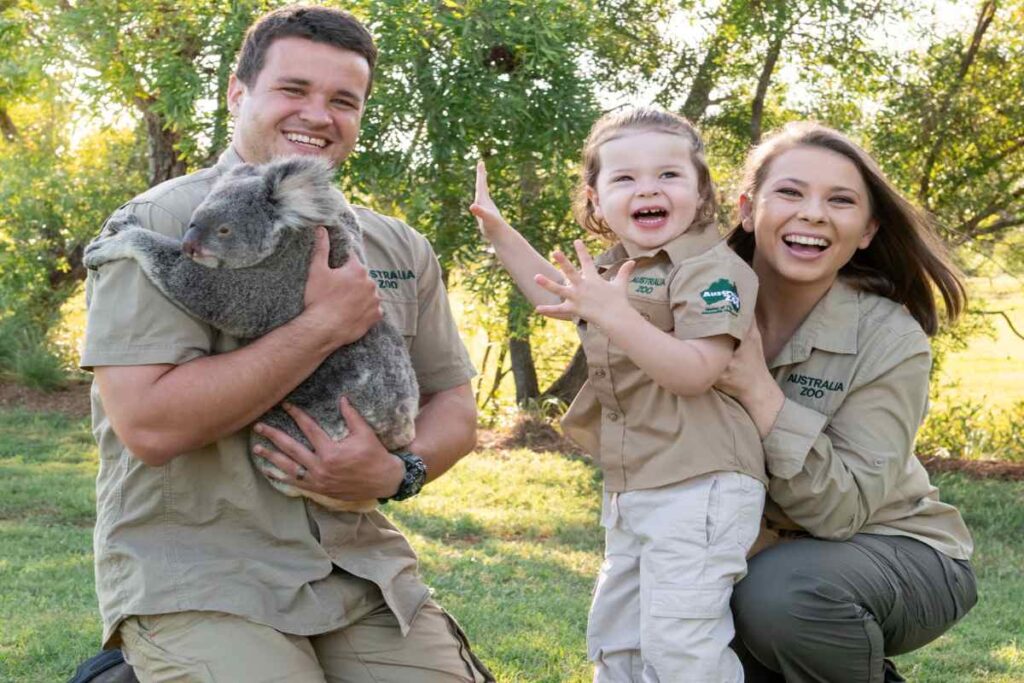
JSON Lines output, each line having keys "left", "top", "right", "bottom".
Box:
{"left": 82, "top": 6, "right": 491, "bottom": 681}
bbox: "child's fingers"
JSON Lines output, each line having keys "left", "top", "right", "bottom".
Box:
{"left": 573, "top": 239, "right": 597, "bottom": 273}
{"left": 475, "top": 161, "right": 489, "bottom": 204}
{"left": 535, "top": 304, "right": 575, "bottom": 321}
{"left": 551, "top": 250, "right": 581, "bottom": 283}
{"left": 534, "top": 273, "right": 570, "bottom": 298}
{"left": 614, "top": 259, "right": 637, "bottom": 284}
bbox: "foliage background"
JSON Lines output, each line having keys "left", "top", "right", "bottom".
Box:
{"left": 1, "top": 0, "right": 1022, "bottom": 441}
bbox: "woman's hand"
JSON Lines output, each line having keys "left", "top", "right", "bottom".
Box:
{"left": 717, "top": 320, "right": 785, "bottom": 438}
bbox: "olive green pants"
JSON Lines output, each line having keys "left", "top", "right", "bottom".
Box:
{"left": 731, "top": 533, "right": 976, "bottom": 683}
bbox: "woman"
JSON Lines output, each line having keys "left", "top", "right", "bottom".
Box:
{"left": 718, "top": 122, "right": 977, "bottom": 682}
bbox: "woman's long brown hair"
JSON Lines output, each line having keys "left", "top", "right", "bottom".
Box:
{"left": 728, "top": 122, "right": 965, "bottom": 335}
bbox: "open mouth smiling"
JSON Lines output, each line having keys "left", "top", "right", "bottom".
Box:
{"left": 285, "top": 132, "right": 329, "bottom": 149}
{"left": 632, "top": 207, "right": 668, "bottom": 225}
{"left": 783, "top": 233, "right": 831, "bottom": 254}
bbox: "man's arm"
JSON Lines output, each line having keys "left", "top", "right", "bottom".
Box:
{"left": 96, "top": 229, "right": 382, "bottom": 466}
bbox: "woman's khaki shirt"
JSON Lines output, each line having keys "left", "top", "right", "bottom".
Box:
{"left": 759, "top": 279, "right": 973, "bottom": 560}
{"left": 81, "top": 148, "right": 475, "bottom": 646}
{"left": 561, "top": 227, "right": 767, "bottom": 492}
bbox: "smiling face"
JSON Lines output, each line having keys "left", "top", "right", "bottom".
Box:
{"left": 741, "top": 145, "right": 879, "bottom": 291}
{"left": 227, "top": 37, "right": 370, "bottom": 166}
{"left": 588, "top": 130, "right": 703, "bottom": 250}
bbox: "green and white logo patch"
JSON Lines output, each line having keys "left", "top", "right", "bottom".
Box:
{"left": 700, "top": 278, "right": 740, "bottom": 315}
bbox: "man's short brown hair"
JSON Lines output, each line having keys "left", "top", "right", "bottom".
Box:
{"left": 235, "top": 6, "right": 377, "bottom": 96}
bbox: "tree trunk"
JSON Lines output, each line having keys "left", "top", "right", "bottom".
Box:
{"left": 680, "top": 40, "right": 723, "bottom": 123}
{"left": 141, "top": 106, "right": 187, "bottom": 187}
{"left": 0, "top": 106, "right": 18, "bottom": 142}
{"left": 542, "top": 345, "right": 588, "bottom": 405}
{"left": 509, "top": 336, "right": 540, "bottom": 406}
{"left": 750, "top": 34, "right": 783, "bottom": 144}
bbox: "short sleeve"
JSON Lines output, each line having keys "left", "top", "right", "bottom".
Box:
{"left": 405, "top": 237, "right": 476, "bottom": 394}
{"left": 669, "top": 252, "right": 758, "bottom": 342}
{"left": 81, "top": 202, "right": 216, "bottom": 370}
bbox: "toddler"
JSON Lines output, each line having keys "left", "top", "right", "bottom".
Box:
{"left": 472, "top": 108, "right": 767, "bottom": 682}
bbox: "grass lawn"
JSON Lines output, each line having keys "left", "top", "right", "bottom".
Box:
{"left": 1, "top": 409, "right": 1023, "bottom": 681}
{"left": 938, "top": 275, "right": 1024, "bottom": 410}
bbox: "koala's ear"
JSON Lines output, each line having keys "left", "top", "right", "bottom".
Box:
{"left": 226, "top": 164, "right": 261, "bottom": 180}
{"left": 262, "top": 156, "right": 343, "bottom": 229}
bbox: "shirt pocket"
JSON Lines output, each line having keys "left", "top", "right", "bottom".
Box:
{"left": 627, "top": 295, "right": 674, "bottom": 332}
{"left": 382, "top": 298, "right": 417, "bottom": 340}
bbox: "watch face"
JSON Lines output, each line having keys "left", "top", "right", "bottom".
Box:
{"left": 391, "top": 451, "right": 426, "bottom": 501}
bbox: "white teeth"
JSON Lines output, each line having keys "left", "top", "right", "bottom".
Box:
{"left": 634, "top": 208, "right": 666, "bottom": 217}
{"left": 784, "top": 234, "right": 830, "bottom": 247}
{"left": 285, "top": 133, "right": 327, "bottom": 148}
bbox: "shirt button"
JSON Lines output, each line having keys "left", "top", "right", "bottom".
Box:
{"left": 594, "top": 369, "right": 607, "bottom": 378}
{"left": 608, "top": 412, "right": 620, "bottom": 422}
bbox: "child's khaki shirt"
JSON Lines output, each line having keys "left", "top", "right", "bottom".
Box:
{"left": 561, "top": 226, "right": 767, "bottom": 492}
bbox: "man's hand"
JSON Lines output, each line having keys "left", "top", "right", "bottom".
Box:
{"left": 302, "top": 227, "right": 382, "bottom": 349}
{"left": 253, "top": 397, "right": 406, "bottom": 501}
{"left": 534, "top": 239, "right": 635, "bottom": 324}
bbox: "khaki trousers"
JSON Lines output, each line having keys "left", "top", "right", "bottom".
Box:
{"left": 588, "top": 472, "right": 765, "bottom": 683}
{"left": 119, "top": 582, "right": 492, "bottom": 683}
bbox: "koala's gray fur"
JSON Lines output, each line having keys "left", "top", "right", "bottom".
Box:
{"left": 84, "top": 156, "right": 419, "bottom": 512}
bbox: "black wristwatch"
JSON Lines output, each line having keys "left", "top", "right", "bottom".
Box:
{"left": 379, "top": 450, "right": 427, "bottom": 503}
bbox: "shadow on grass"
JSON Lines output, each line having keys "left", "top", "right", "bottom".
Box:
{"left": 388, "top": 504, "right": 603, "bottom": 554}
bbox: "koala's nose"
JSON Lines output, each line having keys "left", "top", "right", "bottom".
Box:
{"left": 182, "top": 227, "right": 200, "bottom": 257}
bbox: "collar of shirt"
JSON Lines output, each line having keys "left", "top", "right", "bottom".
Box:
{"left": 594, "top": 226, "right": 724, "bottom": 273}
{"left": 769, "top": 278, "right": 860, "bottom": 368}
{"left": 217, "top": 146, "right": 245, "bottom": 173}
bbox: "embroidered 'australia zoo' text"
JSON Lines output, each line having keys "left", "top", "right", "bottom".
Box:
{"left": 787, "top": 373, "right": 846, "bottom": 399}
{"left": 370, "top": 268, "right": 415, "bottom": 290}
{"left": 630, "top": 275, "right": 666, "bottom": 295}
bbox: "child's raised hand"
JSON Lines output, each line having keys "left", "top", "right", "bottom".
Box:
{"left": 469, "top": 161, "right": 511, "bottom": 242}
{"left": 534, "top": 239, "right": 635, "bottom": 324}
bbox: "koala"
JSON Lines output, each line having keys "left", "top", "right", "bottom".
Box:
{"left": 84, "top": 156, "right": 419, "bottom": 512}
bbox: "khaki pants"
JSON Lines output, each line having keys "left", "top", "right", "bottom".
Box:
{"left": 588, "top": 472, "right": 765, "bottom": 683}
{"left": 119, "top": 585, "right": 492, "bottom": 682}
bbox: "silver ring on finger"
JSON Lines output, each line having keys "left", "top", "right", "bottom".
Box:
{"left": 296, "top": 464, "right": 308, "bottom": 482}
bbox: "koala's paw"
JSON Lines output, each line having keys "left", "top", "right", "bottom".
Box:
{"left": 83, "top": 227, "right": 141, "bottom": 270}
{"left": 252, "top": 452, "right": 305, "bottom": 499}
{"left": 100, "top": 212, "right": 140, "bottom": 238}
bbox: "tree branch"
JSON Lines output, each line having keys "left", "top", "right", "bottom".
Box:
{"left": 971, "top": 309, "right": 1024, "bottom": 341}
{"left": 750, "top": 32, "right": 783, "bottom": 144}
{"left": 952, "top": 184, "right": 1024, "bottom": 240}
{"left": 918, "top": 0, "right": 997, "bottom": 207}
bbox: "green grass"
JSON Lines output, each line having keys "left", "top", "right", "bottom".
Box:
{"left": 936, "top": 275, "right": 1024, "bottom": 410}
{"left": 1, "top": 409, "right": 1023, "bottom": 681}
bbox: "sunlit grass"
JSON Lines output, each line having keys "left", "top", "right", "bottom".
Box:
{"left": 10, "top": 411, "right": 1017, "bottom": 681}
{"left": 938, "top": 275, "right": 1024, "bottom": 409}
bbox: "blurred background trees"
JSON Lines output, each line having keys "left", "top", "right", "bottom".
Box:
{"left": 1, "top": 0, "right": 1021, "bottom": 417}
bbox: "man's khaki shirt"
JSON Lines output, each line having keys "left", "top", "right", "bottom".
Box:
{"left": 759, "top": 278, "right": 973, "bottom": 560}
{"left": 81, "top": 148, "right": 475, "bottom": 646}
{"left": 561, "top": 227, "right": 767, "bottom": 492}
